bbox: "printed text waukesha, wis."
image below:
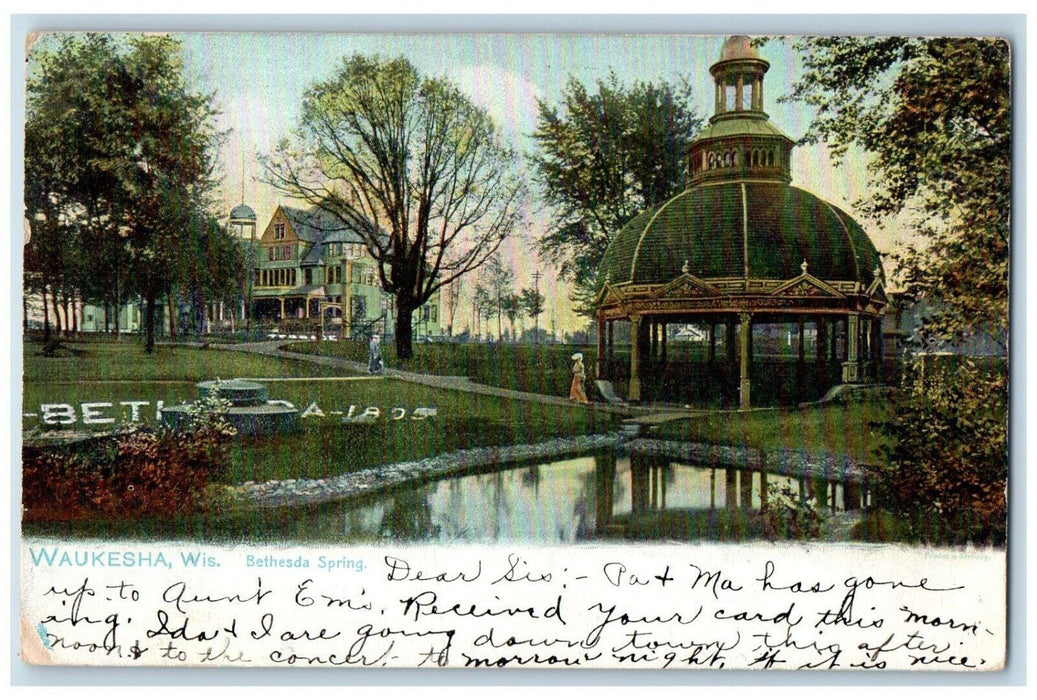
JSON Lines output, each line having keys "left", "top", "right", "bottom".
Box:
{"left": 21, "top": 543, "right": 1005, "bottom": 670}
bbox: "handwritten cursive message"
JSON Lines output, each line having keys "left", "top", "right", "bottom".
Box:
{"left": 20, "top": 541, "right": 1005, "bottom": 670}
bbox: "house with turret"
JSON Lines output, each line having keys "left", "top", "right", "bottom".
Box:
{"left": 252, "top": 204, "right": 441, "bottom": 339}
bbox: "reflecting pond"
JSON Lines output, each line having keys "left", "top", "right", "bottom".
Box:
{"left": 279, "top": 453, "right": 866, "bottom": 544}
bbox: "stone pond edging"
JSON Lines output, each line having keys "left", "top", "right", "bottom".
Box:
{"left": 626, "top": 438, "right": 873, "bottom": 483}
{"left": 232, "top": 434, "right": 875, "bottom": 509}
{"left": 233, "top": 432, "right": 627, "bottom": 508}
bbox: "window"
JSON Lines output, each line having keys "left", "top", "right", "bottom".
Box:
{"left": 267, "top": 247, "right": 274, "bottom": 261}
{"left": 274, "top": 223, "right": 286, "bottom": 239}
{"left": 352, "top": 295, "right": 367, "bottom": 320}
{"left": 305, "top": 268, "right": 312, "bottom": 285}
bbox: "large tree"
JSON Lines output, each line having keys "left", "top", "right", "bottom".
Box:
{"left": 25, "top": 34, "right": 225, "bottom": 351}
{"left": 782, "top": 37, "right": 1010, "bottom": 341}
{"left": 783, "top": 37, "right": 1010, "bottom": 545}
{"left": 530, "top": 73, "right": 703, "bottom": 311}
{"left": 262, "top": 55, "right": 528, "bottom": 359}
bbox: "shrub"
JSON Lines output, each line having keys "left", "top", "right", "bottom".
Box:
{"left": 757, "top": 483, "right": 828, "bottom": 540}
{"left": 872, "top": 356, "right": 1007, "bottom": 545}
{"left": 22, "top": 390, "right": 236, "bottom": 523}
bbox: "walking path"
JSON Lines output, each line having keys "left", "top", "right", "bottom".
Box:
{"left": 212, "top": 340, "right": 663, "bottom": 418}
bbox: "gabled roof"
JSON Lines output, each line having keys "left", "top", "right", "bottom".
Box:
{"left": 278, "top": 204, "right": 385, "bottom": 267}
{"left": 280, "top": 205, "right": 368, "bottom": 245}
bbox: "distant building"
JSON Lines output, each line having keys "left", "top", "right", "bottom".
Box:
{"left": 251, "top": 205, "right": 441, "bottom": 339}
{"left": 885, "top": 293, "right": 1006, "bottom": 358}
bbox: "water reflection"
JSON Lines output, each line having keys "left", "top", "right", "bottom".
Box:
{"left": 296, "top": 452, "right": 868, "bottom": 544}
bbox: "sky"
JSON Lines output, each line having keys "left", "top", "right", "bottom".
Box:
{"left": 28, "top": 32, "right": 887, "bottom": 335}
{"left": 174, "top": 32, "right": 889, "bottom": 334}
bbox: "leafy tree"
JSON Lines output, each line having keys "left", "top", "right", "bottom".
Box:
{"left": 25, "top": 34, "right": 224, "bottom": 351}
{"left": 782, "top": 37, "right": 1009, "bottom": 341}
{"left": 472, "top": 282, "right": 494, "bottom": 341}
{"left": 783, "top": 37, "right": 1010, "bottom": 544}
{"left": 114, "top": 36, "right": 224, "bottom": 351}
{"left": 174, "top": 213, "right": 247, "bottom": 335}
{"left": 482, "top": 253, "right": 514, "bottom": 342}
{"left": 530, "top": 73, "right": 703, "bottom": 311}
{"left": 502, "top": 293, "right": 522, "bottom": 340}
{"left": 24, "top": 34, "right": 118, "bottom": 341}
{"left": 440, "top": 274, "right": 465, "bottom": 337}
{"left": 262, "top": 55, "right": 528, "bottom": 359}
{"left": 518, "top": 286, "right": 546, "bottom": 344}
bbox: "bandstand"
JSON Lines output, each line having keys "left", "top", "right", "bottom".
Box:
{"left": 593, "top": 37, "right": 888, "bottom": 407}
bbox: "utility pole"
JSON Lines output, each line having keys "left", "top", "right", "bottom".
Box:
{"left": 531, "top": 269, "right": 542, "bottom": 345}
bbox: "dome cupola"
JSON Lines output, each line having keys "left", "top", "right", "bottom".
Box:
{"left": 687, "top": 35, "right": 795, "bottom": 185}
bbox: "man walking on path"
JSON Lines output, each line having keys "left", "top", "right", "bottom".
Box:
{"left": 368, "top": 333, "right": 383, "bottom": 374}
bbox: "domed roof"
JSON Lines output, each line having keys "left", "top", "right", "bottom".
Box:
{"left": 229, "top": 203, "right": 256, "bottom": 222}
{"left": 718, "top": 35, "right": 760, "bottom": 62}
{"left": 599, "top": 181, "right": 882, "bottom": 287}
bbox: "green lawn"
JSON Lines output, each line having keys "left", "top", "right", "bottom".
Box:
{"left": 23, "top": 340, "right": 619, "bottom": 483}
{"left": 653, "top": 399, "right": 891, "bottom": 463}
{"left": 23, "top": 339, "right": 349, "bottom": 383}
{"left": 282, "top": 339, "right": 590, "bottom": 397}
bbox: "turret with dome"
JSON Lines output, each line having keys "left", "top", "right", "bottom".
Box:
{"left": 592, "top": 36, "right": 888, "bottom": 407}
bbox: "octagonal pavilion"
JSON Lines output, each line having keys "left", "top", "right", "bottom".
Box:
{"left": 592, "top": 36, "right": 889, "bottom": 407}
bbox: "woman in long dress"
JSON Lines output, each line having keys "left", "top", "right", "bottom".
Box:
{"left": 569, "top": 353, "right": 590, "bottom": 404}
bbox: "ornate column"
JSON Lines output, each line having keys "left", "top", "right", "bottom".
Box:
{"left": 596, "top": 316, "right": 606, "bottom": 379}
{"left": 831, "top": 317, "right": 841, "bottom": 364}
{"left": 607, "top": 320, "right": 615, "bottom": 374}
{"left": 873, "top": 314, "right": 884, "bottom": 383}
{"left": 629, "top": 315, "right": 643, "bottom": 401}
{"left": 796, "top": 316, "right": 807, "bottom": 401}
{"left": 842, "top": 313, "right": 861, "bottom": 383}
{"left": 739, "top": 311, "right": 752, "bottom": 409}
{"left": 740, "top": 470, "right": 753, "bottom": 508}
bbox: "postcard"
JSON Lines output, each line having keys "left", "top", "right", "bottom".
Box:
{"left": 17, "top": 28, "right": 1010, "bottom": 672}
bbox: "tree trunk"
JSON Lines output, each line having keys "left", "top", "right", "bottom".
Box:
{"left": 42, "top": 287, "right": 51, "bottom": 343}
{"left": 145, "top": 288, "right": 157, "bottom": 354}
{"left": 52, "top": 288, "right": 64, "bottom": 337}
{"left": 395, "top": 300, "right": 415, "bottom": 360}
{"left": 114, "top": 278, "right": 121, "bottom": 337}
{"left": 62, "top": 290, "right": 71, "bottom": 338}
{"left": 166, "top": 293, "right": 178, "bottom": 340}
